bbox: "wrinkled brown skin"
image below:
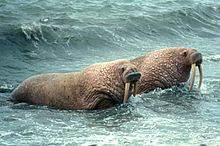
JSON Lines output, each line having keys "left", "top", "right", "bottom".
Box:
{"left": 131, "top": 48, "right": 201, "bottom": 94}
{"left": 11, "top": 59, "right": 137, "bottom": 110}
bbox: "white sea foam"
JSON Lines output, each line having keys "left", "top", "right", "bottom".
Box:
{"left": 204, "top": 54, "right": 220, "bottom": 62}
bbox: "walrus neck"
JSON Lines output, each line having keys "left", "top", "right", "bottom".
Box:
{"left": 107, "top": 75, "right": 124, "bottom": 103}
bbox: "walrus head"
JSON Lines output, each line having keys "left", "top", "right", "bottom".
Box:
{"left": 120, "top": 65, "right": 141, "bottom": 103}
{"left": 81, "top": 59, "right": 141, "bottom": 109}
{"left": 181, "top": 49, "right": 203, "bottom": 91}
{"left": 131, "top": 48, "right": 203, "bottom": 93}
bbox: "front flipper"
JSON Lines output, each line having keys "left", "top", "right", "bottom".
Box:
{"left": 94, "top": 99, "right": 115, "bottom": 110}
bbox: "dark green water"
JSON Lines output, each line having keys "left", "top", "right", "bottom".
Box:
{"left": 0, "top": 0, "right": 220, "bottom": 145}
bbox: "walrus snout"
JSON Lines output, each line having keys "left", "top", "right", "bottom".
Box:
{"left": 125, "top": 72, "right": 141, "bottom": 83}
{"left": 123, "top": 69, "right": 141, "bottom": 104}
{"left": 189, "top": 52, "right": 203, "bottom": 91}
{"left": 190, "top": 52, "right": 202, "bottom": 66}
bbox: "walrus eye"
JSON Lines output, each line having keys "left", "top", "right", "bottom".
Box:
{"left": 120, "top": 65, "right": 126, "bottom": 73}
{"left": 181, "top": 50, "right": 188, "bottom": 57}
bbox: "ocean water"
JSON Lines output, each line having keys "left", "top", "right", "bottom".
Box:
{"left": 0, "top": 0, "right": 220, "bottom": 145}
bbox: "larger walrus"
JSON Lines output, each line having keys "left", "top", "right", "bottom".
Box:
{"left": 10, "top": 59, "right": 141, "bottom": 110}
{"left": 131, "top": 48, "right": 203, "bottom": 94}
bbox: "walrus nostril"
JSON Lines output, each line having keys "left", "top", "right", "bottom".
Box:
{"left": 125, "top": 72, "right": 141, "bottom": 83}
{"left": 132, "top": 68, "right": 138, "bottom": 72}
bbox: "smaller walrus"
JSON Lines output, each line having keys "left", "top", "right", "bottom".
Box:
{"left": 10, "top": 59, "right": 141, "bottom": 110}
{"left": 131, "top": 48, "right": 203, "bottom": 94}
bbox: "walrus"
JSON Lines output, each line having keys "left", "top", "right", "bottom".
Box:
{"left": 10, "top": 59, "right": 141, "bottom": 110}
{"left": 131, "top": 48, "right": 203, "bottom": 94}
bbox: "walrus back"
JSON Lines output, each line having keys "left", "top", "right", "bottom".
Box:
{"left": 10, "top": 73, "right": 59, "bottom": 104}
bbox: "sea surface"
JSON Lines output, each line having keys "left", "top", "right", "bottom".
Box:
{"left": 0, "top": 0, "right": 220, "bottom": 145}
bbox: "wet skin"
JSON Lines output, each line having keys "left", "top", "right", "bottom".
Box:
{"left": 131, "top": 48, "right": 203, "bottom": 94}
{"left": 10, "top": 59, "right": 141, "bottom": 110}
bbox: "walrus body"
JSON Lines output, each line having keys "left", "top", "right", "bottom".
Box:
{"left": 131, "top": 48, "right": 203, "bottom": 94}
{"left": 11, "top": 59, "right": 141, "bottom": 110}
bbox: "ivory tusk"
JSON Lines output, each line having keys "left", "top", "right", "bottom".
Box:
{"left": 189, "top": 64, "right": 196, "bottom": 91}
{"left": 123, "top": 82, "right": 130, "bottom": 104}
{"left": 132, "top": 82, "right": 138, "bottom": 97}
{"left": 198, "top": 64, "right": 203, "bottom": 89}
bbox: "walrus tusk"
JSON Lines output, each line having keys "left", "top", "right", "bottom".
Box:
{"left": 132, "top": 82, "right": 138, "bottom": 97}
{"left": 189, "top": 63, "right": 196, "bottom": 91}
{"left": 123, "top": 82, "right": 130, "bottom": 103}
{"left": 198, "top": 64, "right": 203, "bottom": 89}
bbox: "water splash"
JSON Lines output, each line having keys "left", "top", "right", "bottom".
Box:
{"left": 0, "top": 84, "right": 14, "bottom": 93}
